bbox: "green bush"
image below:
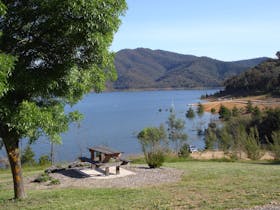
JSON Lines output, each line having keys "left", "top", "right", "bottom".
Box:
{"left": 218, "top": 105, "right": 232, "bottom": 120}
{"left": 34, "top": 173, "right": 51, "bottom": 183}
{"left": 244, "top": 128, "right": 263, "bottom": 160}
{"left": 178, "top": 144, "right": 190, "bottom": 157}
{"left": 49, "top": 179, "right": 60, "bottom": 185}
{"left": 38, "top": 155, "right": 51, "bottom": 166}
{"left": 271, "top": 131, "right": 280, "bottom": 160}
{"left": 21, "top": 145, "right": 36, "bottom": 166}
{"left": 146, "top": 150, "right": 165, "bottom": 168}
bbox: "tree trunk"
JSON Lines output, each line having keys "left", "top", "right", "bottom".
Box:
{"left": 3, "top": 136, "right": 26, "bottom": 199}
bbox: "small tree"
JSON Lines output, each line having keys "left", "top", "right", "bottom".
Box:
{"left": 271, "top": 131, "right": 280, "bottom": 160}
{"left": 186, "top": 107, "right": 195, "bottom": 119}
{"left": 218, "top": 105, "right": 232, "bottom": 120}
{"left": 205, "top": 127, "right": 217, "bottom": 150}
{"left": 167, "top": 111, "right": 188, "bottom": 154}
{"left": 232, "top": 106, "right": 239, "bottom": 117}
{"left": 244, "top": 127, "right": 263, "bottom": 160}
{"left": 137, "top": 125, "right": 167, "bottom": 168}
{"left": 38, "top": 155, "right": 51, "bottom": 166}
{"left": 210, "top": 108, "right": 216, "bottom": 114}
{"left": 246, "top": 101, "right": 254, "bottom": 113}
{"left": 197, "top": 102, "right": 205, "bottom": 116}
{"left": 21, "top": 145, "right": 36, "bottom": 166}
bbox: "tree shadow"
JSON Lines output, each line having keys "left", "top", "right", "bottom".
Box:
{"left": 56, "top": 169, "right": 90, "bottom": 178}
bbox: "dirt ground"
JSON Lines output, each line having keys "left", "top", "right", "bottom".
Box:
{"left": 202, "top": 95, "right": 280, "bottom": 112}
{"left": 190, "top": 150, "right": 275, "bottom": 160}
{"left": 25, "top": 165, "right": 184, "bottom": 190}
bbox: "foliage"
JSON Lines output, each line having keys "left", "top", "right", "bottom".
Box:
{"left": 232, "top": 106, "right": 239, "bottom": 117}
{"left": 221, "top": 57, "right": 280, "bottom": 96}
{"left": 33, "top": 173, "right": 51, "bottom": 183}
{"left": 218, "top": 105, "right": 232, "bottom": 120}
{"left": 178, "top": 143, "right": 190, "bottom": 157}
{"left": 205, "top": 127, "right": 217, "bottom": 150}
{"left": 197, "top": 102, "right": 204, "bottom": 116}
{"left": 113, "top": 48, "right": 267, "bottom": 90}
{"left": 0, "top": 0, "right": 127, "bottom": 199}
{"left": 210, "top": 108, "right": 216, "bottom": 114}
{"left": 21, "top": 145, "right": 36, "bottom": 166}
{"left": 186, "top": 107, "right": 195, "bottom": 119}
{"left": 246, "top": 101, "right": 254, "bottom": 113}
{"left": 167, "top": 111, "right": 187, "bottom": 153}
{"left": 38, "top": 155, "right": 51, "bottom": 166}
{"left": 137, "top": 125, "right": 167, "bottom": 168}
{"left": 145, "top": 150, "right": 165, "bottom": 168}
{"left": 271, "top": 131, "right": 280, "bottom": 160}
{"left": 244, "top": 127, "right": 263, "bottom": 160}
{"left": 33, "top": 172, "right": 59, "bottom": 185}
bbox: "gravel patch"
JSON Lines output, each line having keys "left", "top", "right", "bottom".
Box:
{"left": 233, "top": 202, "right": 280, "bottom": 210}
{"left": 25, "top": 165, "right": 184, "bottom": 190}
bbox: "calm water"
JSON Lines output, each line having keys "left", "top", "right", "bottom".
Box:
{"left": 0, "top": 89, "right": 219, "bottom": 162}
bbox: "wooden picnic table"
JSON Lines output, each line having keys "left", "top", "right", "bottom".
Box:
{"left": 80, "top": 146, "right": 130, "bottom": 176}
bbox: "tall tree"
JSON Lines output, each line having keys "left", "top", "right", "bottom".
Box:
{"left": 167, "top": 110, "right": 187, "bottom": 154}
{"left": 0, "top": 0, "right": 126, "bottom": 199}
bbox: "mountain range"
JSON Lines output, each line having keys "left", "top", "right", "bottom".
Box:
{"left": 109, "top": 48, "right": 268, "bottom": 90}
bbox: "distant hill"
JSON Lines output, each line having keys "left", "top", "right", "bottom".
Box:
{"left": 110, "top": 48, "right": 268, "bottom": 90}
{"left": 218, "top": 57, "right": 280, "bottom": 96}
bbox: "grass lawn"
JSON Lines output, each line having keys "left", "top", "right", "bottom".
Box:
{"left": 0, "top": 161, "right": 279, "bottom": 209}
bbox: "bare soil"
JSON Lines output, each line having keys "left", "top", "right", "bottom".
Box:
{"left": 202, "top": 95, "right": 280, "bottom": 112}
{"left": 25, "top": 165, "right": 184, "bottom": 190}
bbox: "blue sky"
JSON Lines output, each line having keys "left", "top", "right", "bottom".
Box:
{"left": 110, "top": 0, "right": 280, "bottom": 61}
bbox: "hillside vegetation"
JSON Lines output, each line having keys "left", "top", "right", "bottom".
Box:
{"left": 218, "top": 55, "right": 280, "bottom": 96}
{"left": 110, "top": 48, "right": 268, "bottom": 90}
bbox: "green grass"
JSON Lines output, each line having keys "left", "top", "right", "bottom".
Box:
{"left": 0, "top": 161, "right": 279, "bottom": 209}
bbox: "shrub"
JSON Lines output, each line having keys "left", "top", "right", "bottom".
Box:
{"left": 218, "top": 105, "right": 232, "bottom": 120}
{"left": 178, "top": 144, "right": 190, "bottom": 157}
{"left": 146, "top": 150, "right": 165, "bottom": 168}
{"left": 246, "top": 100, "right": 254, "bottom": 113}
{"left": 210, "top": 108, "right": 216, "bottom": 114}
{"left": 21, "top": 145, "right": 36, "bottom": 166}
{"left": 271, "top": 131, "right": 280, "bottom": 160}
{"left": 137, "top": 125, "right": 167, "bottom": 168}
{"left": 49, "top": 179, "right": 60, "bottom": 185}
{"left": 38, "top": 155, "right": 51, "bottom": 166}
{"left": 34, "top": 173, "right": 51, "bottom": 183}
{"left": 244, "top": 127, "right": 263, "bottom": 160}
{"left": 186, "top": 107, "right": 195, "bottom": 119}
{"left": 197, "top": 102, "right": 204, "bottom": 116}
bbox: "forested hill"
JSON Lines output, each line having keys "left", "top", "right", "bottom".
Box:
{"left": 220, "top": 56, "right": 280, "bottom": 96}
{"left": 110, "top": 48, "right": 268, "bottom": 90}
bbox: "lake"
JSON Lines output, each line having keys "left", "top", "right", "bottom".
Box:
{"left": 0, "top": 89, "right": 219, "bottom": 162}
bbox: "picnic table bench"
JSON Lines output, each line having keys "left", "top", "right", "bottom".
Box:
{"left": 79, "top": 146, "right": 130, "bottom": 176}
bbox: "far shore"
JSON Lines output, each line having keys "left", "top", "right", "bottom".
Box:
{"left": 201, "top": 95, "right": 280, "bottom": 112}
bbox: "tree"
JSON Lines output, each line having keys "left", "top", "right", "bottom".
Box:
{"left": 197, "top": 102, "right": 204, "bottom": 116}
{"left": 218, "top": 105, "right": 232, "bottom": 120}
{"left": 137, "top": 125, "right": 167, "bottom": 168}
{"left": 205, "top": 127, "right": 216, "bottom": 150}
{"left": 167, "top": 111, "right": 187, "bottom": 154}
{"left": 0, "top": 0, "right": 126, "bottom": 199}
{"left": 246, "top": 101, "right": 254, "bottom": 113}
{"left": 232, "top": 106, "right": 239, "bottom": 117}
{"left": 186, "top": 107, "right": 195, "bottom": 119}
{"left": 21, "top": 145, "right": 36, "bottom": 166}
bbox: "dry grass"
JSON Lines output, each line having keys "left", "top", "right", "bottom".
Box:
{"left": 0, "top": 161, "right": 280, "bottom": 209}
{"left": 202, "top": 95, "right": 280, "bottom": 112}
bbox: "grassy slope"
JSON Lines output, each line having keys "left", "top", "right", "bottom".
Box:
{"left": 0, "top": 161, "right": 280, "bottom": 209}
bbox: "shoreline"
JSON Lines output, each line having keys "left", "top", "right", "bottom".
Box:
{"left": 201, "top": 95, "right": 280, "bottom": 112}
